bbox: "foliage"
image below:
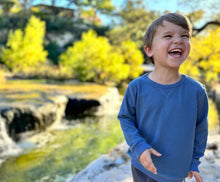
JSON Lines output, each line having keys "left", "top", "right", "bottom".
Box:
{"left": 67, "top": 0, "right": 114, "bottom": 14}
{"left": 59, "top": 30, "right": 144, "bottom": 84}
{"left": 179, "top": 0, "right": 220, "bottom": 35}
{"left": 208, "top": 99, "right": 219, "bottom": 133}
{"left": 67, "top": 0, "right": 114, "bottom": 25}
{"left": 1, "top": 16, "right": 48, "bottom": 72}
{"left": 186, "top": 10, "right": 205, "bottom": 28}
{"left": 180, "top": 27, "right": 220, "bottom": 89}
{"left": 44, "top": 40, "right": 61, "bottom": 65}
{"left": 34, "top": 13, "right": 75, "bottom": 32}
{"left": 59, "top": 30, "right": 128, "bottom": 83}
{"left": 107, "top": 0, "right": 159, "bottom": 48}
{"left": 92, "top": 24, "right": 111, "bottom": 36}
{"left": 180, "top": 0, "right": 219, "bottom": 20}
{"left": 9, "top": 0, "right": 22, "bottom": 13}
{"left": 0, "top": 13, "right": 29, "bottom": 31}
{"left": 119, "top": 40, "right": 144, "bottom": 79}
{"left": 0, "top": 0, "right": 15, "bottom": 15}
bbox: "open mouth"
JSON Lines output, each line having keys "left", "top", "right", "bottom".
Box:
{"left": 168, "top": 48, "right": 183, "bottom": 58}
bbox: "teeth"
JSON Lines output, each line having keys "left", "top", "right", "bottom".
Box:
{"left": 170, "top": 49, "right": 182, "bottom": 53}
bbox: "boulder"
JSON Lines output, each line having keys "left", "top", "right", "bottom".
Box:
{"left": 0, "top": 95, "right": 68, "bottom": 140}
{"left": 68, "top": 143, "right": 130, "bottom": 182}
{"left": 69, "top": 134, "right": 220, "bottom": 182}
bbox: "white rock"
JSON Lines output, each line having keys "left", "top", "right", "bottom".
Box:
{"left": 68, "top": 134, "right": 220, "bottom": 182}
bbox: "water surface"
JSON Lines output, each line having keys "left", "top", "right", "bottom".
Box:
{"left": 0, "top": 115, "right": 124, "bottom": 182}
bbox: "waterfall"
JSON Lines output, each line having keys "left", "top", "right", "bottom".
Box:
{"left": 0, "top": 117, "right": 22, "bottom": 166}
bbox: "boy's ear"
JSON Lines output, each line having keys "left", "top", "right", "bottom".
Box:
{"left": 144, "top": 46, "right": 153, "bottom": 57}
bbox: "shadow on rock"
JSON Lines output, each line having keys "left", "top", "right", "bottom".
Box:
{"left": 65, "top": 98, "right": 100, "bottom": 119}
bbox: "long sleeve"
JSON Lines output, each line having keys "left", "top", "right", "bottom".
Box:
{"left": 118, "top": 83, "right": 152, "bottom": 159}
{"left": 190, "top": 87, "right": 209, "bottom": 172}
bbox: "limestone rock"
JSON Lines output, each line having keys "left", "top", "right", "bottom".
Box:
{"left": 0, "top": 116, "right": 22, "bottom": 166}
{"left": 69, "top": 134, "right": 220, "bottom": 182}
{"left": 0, "top": 95, "right": 68, "bottom": 140}
{"left": 68, "top": 143, "right": 131, "bottom": 182}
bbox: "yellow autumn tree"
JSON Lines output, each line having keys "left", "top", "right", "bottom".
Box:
{"left": 180, "top": 27, "right": 220, "bottom": 89}
{"left": 119, "top": 40, "right": 144, "bottom": 79}
{"left": 59, "top": 30, "right": 143, "bottom": 84}
{"left": 1, "top": 16, "right": 48, "bottom": 72}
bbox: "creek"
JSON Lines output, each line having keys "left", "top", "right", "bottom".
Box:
{"left": 0, "top": 113, "right": 124, "bottom": 182}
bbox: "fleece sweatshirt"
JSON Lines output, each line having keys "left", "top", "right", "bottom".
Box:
{"left": 118, "top": 74, "right": 208, "bottom": 182}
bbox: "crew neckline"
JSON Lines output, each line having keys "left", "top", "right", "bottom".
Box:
{"left": 144, "top": 73, "right": 186, "bottom": 88}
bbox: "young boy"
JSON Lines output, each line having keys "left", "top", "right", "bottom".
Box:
{"left": 118, "top": 13, "right": 208, "bottom": 182}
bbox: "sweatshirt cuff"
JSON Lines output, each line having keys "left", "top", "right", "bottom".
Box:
{"left": 190, "top": 162, "right": 200, "bottom": 172}
{"left": 133, "top": 140, "right": 152, "bottom": 159}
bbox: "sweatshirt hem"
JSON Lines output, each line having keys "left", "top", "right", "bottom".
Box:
{"left": 131, "top": 159, "right": 186, "bottom": 182}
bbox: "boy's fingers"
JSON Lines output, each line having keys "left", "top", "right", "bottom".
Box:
{"left": 149, "top": 164, "right": 157, "bottom": 174}
{"left": 193, "top": 172, "right": 203, "bottom": 182}
{"left": 187, "top": 172, "right": 193, "bottom": 178}
{"left": 150, "top": 148, "right": 162, "bottom": 157}
{"left": 145, "top": 154, "right": 157, "bottom": 174}
{"left": 145, "top": 162, "right": 157, "bottom": 174}
{"left": 139, "top": 149, "right": 160, "bottom": 175}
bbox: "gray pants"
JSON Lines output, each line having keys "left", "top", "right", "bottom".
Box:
{"left": 131, "top": 165, "right": 158, "bottom": 182}
{"left": 131, "top": 165, "right": 186, "bottom": 182}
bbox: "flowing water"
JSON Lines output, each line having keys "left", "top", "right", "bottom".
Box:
{"left": 0, "top": 114, "right": 124, "bottom": 182}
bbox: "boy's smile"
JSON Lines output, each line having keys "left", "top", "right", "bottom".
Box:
{"left": 145, "top": 20, "right": 191, "bottom": 70}
{"left": 168, "top": 48, "right": 183, "bottom": 58}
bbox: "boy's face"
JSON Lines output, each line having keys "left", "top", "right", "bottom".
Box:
{"left": 145, "top": 20, "right": 191, "bottom": 69}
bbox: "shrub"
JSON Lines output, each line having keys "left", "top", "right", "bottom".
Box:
{"left": 1, "top": 16, "right": 48, "bottom": 72}
{"left": 59, "top": 30, "right": 144, "bottom": 84}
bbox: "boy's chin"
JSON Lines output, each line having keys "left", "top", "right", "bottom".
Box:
{"left": 168, "top": 60, "right": 185, "bottom": 68}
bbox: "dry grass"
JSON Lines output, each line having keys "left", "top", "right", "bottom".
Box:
{"left": 0, "top": 80, "right": 108, "bottom": 102}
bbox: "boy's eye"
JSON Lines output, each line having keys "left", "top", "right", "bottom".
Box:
{"left": 164, "top": 35, "right": 172, "bottom": 38}
{"left": 182, "top": 34, "right": 190, "bottom": 38}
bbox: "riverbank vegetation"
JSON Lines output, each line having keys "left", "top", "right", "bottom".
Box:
{"left": 0, "top": 0, "right": 219, "bottom": 87}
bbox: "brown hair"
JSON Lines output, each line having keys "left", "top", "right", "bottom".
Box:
{"left": 143, "top": 13, "right": 192, "bottom": 63}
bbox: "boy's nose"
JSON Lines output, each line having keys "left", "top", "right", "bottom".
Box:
{"left": 173, "top": 37, "right": 183, "bottom": 44}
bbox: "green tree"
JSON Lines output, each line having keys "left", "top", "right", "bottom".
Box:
{"left": 67, "top": 0, "right": 114, "bottom": 14}
{"left": 67, "top": 0, "right": 114, "bottom": 25}
{"left": 0, "top": 0, "right": 14, "bottom": 15}
{"left": 1, "top": 16, "right": 48, "bottom": 72}
{"left": 179, "top": 0, "right": 220, "bottom": 35}
{"left": 59, "top": 30, "right": 144, "bottom": 84}
{"left": 107, "top": 0, "right": 159, "bottom": 48}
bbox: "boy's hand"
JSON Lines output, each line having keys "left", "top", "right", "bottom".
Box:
{"left": 139, "top": 148, "right": 162, "bottom": 175}
{"left": 187, "top": 171, "right": 203, "bottom": 182}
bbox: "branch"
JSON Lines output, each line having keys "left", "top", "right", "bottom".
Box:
{"left": 193, "top": 21, "right": 220, "bottom": 36}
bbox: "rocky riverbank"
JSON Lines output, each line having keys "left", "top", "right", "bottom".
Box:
{"left": 69, "top": 134, "right": 220, "bottom": 182}
{"left": 0, "top": 81, "right": 111, "bottom": 168}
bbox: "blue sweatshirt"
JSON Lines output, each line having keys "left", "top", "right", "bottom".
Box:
{"left": 118, "top": 74, "right": 208, "bottom": 182}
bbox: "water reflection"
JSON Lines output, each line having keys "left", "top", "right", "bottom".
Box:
{"left": 0, "top": 114, "right": 124, "bottom": 182}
